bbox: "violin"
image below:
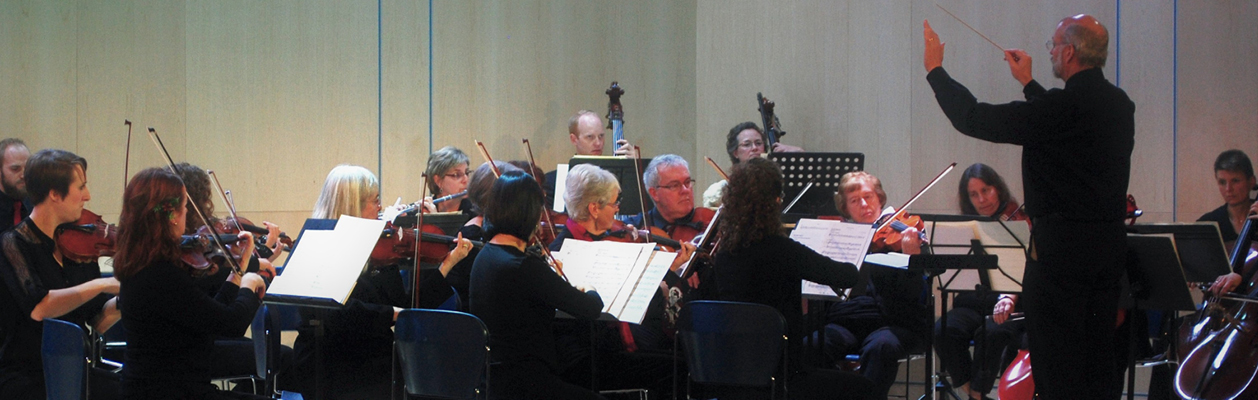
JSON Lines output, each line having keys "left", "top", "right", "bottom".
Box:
{"left": 55, "top": 209, "right": 118, "bottom": 264}
{"left": 178, "top": 230, "right": 246, "bottom": 278}
{"left": 209, "top": 216, "right": 293, "bottom": 260}
{"left": 870, "top": 212, "right": 927, "bottom": 253}
{"left": 369, "top": 222, "right": 482, "bottom": 266}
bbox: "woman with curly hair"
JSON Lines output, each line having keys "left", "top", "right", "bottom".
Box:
{"left": 712, "top": 157, "right": 873, "bottom": 399}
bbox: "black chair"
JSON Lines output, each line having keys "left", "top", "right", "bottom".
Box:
{"left": 392, "top": 309, "right": 489, "bottom": 400}
{"left": 675, "top": 300, "right": 788, "bottom": 399}
{"left": 253, "top": 304, "right": 304, "bottom": 398}
{"left": 43, "top": 319, "right": 91, "bottom": 400}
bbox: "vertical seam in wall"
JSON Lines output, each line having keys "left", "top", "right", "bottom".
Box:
{"left": 378, "top": 0, "right": 384, "bottom": 188}
{"left": 428, "top": 0, "right": 434, "bottom": 155}
{"left": 1172, "top": 0, "right": 1179, "bottom": 221}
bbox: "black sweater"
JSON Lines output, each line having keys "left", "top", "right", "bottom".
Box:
{"left": 470, "top": 243, "right": 603, "bottom": 372}
{"left": 119, "top": 260, "right": 259, "bottom": 397}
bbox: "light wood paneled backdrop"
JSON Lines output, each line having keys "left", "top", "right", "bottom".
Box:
{"left": 1, "top": 0, "right": 1255, "bottom": 244}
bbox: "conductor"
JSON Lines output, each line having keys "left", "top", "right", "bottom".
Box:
{"left": 923, "top": 14, "right": 1135, "bottom": 400}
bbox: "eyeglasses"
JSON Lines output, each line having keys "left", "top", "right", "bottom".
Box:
{"left": 1044, "top": 39, "right": 1072, "bottom": 52}
{"left": 603, "top": 193, "right": 623, "bottom": 208}
{"left": 443, "top": 171, "right": 468, "bottom": 180}
{"left": 655, "top": 178, "right": 695, "bottom": 191}
{"left": 738, "top": 140, "right": 764, "bottom": 150}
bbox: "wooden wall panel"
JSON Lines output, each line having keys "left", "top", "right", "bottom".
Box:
{"left": 380, "top": 0, "right": 429, "bottom": 203}
{"left": 0, "top": 0, "right": 77, "bottom": 154}
{"left": 185, "top": 0, "right": 380, "bottom": 233}
{"left": 431, "top": 1, "right": 696, "bottom": 177}
{"left": 1120, "top": 1, "right": 1176, "bottom": 222}
{"left": 1175, "top": 1, "right": 1258, "bottom": 221}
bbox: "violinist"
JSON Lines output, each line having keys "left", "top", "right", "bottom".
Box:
{"left": 823, "top": 171, "right": 930, "bottom": 399}
{"left": 934, "top": 163, "right": 1027, "bottom": 400}
{"left": 418, "top": 146, "right": 473, "bottom": 214}
{"left": 1201, "top": 149, "right": 1256, "bottom": 296}
{"left": 468, "top": 170, "right": 607, "bottom": 400}
{"left": 112, "top": 167, "right": 269, "bottom": 400}
{"left": 171, "top": 162, "right": 286, "bottom": 386}
{"left": 701, "top": 121, "right": 803, "bottom": 207}
{"left": 0, "top": 138, "right": 31, "bottom": 233}
{"left": 284, "top": 165, "right": 472, "bottom": 399}
{"left": 0, "top": 149, "right": 120, "bottom": 400}
{"left": 446, "top": 160, "right": 522, "bottom": 309}
{"left": 710, "top": 157, "right": 874, "bottom": 400}
{"left": 549, "top": 163, "right": 629, "bottom": 251}
{"left": 543, "top": 110, "right": 637, "bottom": 204}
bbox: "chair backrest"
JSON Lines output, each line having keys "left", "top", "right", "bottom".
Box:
{"left": 43, "top": 319, "right": 90, "bottom": 400}
{"left": 676, "top": 300, "right": 786, "bottom": 388}
{"left": 254, "top": 304, "right": 304, "bottom": 395}
{"left": 394, "top": 309, "right": 489, "bottom": 399}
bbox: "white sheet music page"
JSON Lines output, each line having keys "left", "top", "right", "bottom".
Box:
{"left": 554, "top": 240, "right": 649, "bottom": 314}
{"left": 789, "top": 218, "right": 876, "bottom": 298}
{"left": 615, "top": 250, "right": 676, "bottom": 324}
{"left": 267, "top": 215, "right": 386, "bottom": 304}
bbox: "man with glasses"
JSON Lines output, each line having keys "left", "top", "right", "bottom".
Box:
{"left": 924, "top": 14, "right": 1134, "bottom": 400}
{"left": 702, "top": 122, "right": 804, "bottom": 207}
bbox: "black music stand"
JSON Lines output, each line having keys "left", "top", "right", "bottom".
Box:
{"left": 392, "top": 212, "right": 471, "bottom": 237}
{"left": 568, "top": 155, "right": 654, "bottom": 217}
{"left": 265, "top": 218, "right": 345, "bottom": 400}
{"left": 1121, "top": 233, "right": 1196, "bottom": 400}
{"left": 1128, "top": 223, "right": 1232, "bottom": 283}
{"left": 768, "top": 152, "right": 864, "bottom": 216}
{"left": 904, "top": 251, "right": 999, "bottom": 400}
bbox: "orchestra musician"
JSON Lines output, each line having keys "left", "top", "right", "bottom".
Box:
{"left": 823, "top": 171, "right": 930, "bottom": 399}
{"left": 623, "top": 154, "right": 704, "bottom": 334}
{"left": 702, "top": 121, "right": 803, "bottom": 207}
{"left": 468, "top": 169, "right": 607, "bottom": 400}
{"left": 112, "top": 167, "right": 269, "bottom": 400}
{"left": 0, "top": 138, "right": 31, "bottom": 233}
{"left": 283, "top": 165, "right": 472, "bottom": 399}
{"left": 170, "top": 162, "right": 288, "bottom": 386}
{"left": 1201, "top": 149, "right": 1256, "bottom": 296}
{"left": 419, "top": 146, "right": 473, "bottom": 214}
{"left": 0, "top": 149, "right": 120, "bottom": 400}
{"left": 446, "top": 160, "right": 521, "bottom": 309}
{"left": 711, "top": 157, "right": 874, "bottom": 400}
{"left": 925, "top": 14, "right": 1135, "bottom": 399}
{"left": 934, "top": 163, "right": 1028, "bottom": 400}
{"left": 543, "top": 110, "right": 637, "bottom": 204}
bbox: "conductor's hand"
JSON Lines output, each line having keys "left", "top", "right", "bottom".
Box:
{"left": 1005, "top": 49, "right": 1033, "bottom": 86}
{"left": 1211, "top": 272, "right": 1243, "bottom": 297}
{"left": 993, "top": 296, "right": 1016, "bottom": 324}
{"left": 923, "top": 20, "right": 945, "bottom": 72}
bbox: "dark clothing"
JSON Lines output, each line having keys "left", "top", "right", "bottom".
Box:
{"left": 544, "top": 170, "right": 559, "bottom": 208}
{"left": 1198, "top": 204, "right": 1242, "bottom": 244}
{"left": 118, "top": 260, "right": 261, "bottom": 400}
{"left": 824, "top": 263, "right": 931, "bottom": 398}
{"left": 712, "top": 235, "right": 873, "bottom": 399}
{"left": 934, "top": 303, "right": 1024, "bottom": 395}
{"left": 928, "top": 66, "right": 1134, "bottom": 400}
{"left": 470, "top": 243, "right": 605, "bottom": 400}
{"left": 0, "top": 219, "right": 113, "bottom": 400}
{"left": 0, "top": 192, "right": 30, "bottom": 233}
{"left": 285, "top": 262, "right": 450, "bottom": 399}
{"left": 621, "top": 207, "right": 708, "bottom": 236}
{"left": 447, "top": 223, "right": 485, "bottom": 310}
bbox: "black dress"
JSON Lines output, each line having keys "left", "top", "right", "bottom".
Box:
{"left": 1199, "top": 204, "right": 1242, "bottom": 244}
{"left": 118, "top": 260, "right": 263, "bottom": 400}
{"left": 470, "top": 243, "right": 607, "bottom": 400}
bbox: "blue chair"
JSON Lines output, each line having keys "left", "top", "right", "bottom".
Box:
{"left": 675, "top": 300, "right": 789, "bottom": 399}
{"left": 392, "top": 309, "right": 489, "bottom": 400}
{"left": 43, "top": 319, "right": 91, "bottom": 400}
{"left": 253, "top": 304, "right": 304, "bottom": 399}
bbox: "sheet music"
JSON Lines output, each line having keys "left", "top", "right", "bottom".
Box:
{"left": 267, "top": 216, "right": 386, "bottom": 304}
{"left": 553, "top": 164, "right": 569, "bottom": 212}
{"left": 789, "top": 218, "right": 876, "bottom": 298}
{"left": 554, "top": 240, "right": 672, "bottom": 323}
{"left": 925, "top": 220, "right": 1030, "bottom": 293}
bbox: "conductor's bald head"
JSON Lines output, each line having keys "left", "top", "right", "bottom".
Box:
{"left": 1050, "top": 14, "right": 1109, "bottom": 80}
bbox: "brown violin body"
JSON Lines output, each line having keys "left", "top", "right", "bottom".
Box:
{"left": 370, "top": 222, "right": 484, "bottom": 266}
{"left": 870, "top": 212, "right": 925, "bottom": 253}
{"left": 55, "top": 209, "right": 118, "bottom": 264}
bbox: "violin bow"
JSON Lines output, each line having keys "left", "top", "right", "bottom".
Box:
{"left": 146, "top": 127, "right": 245, "bottom": 276}
{"left": 123, "top": 120, "right": 133, "bottom": 188}
{"left": 704, "top": 156, "right": 730, "bottom": 181}
{"left": 783, "top": 179, "right": 815, "bottom": 215}
{"left": 521, "top": 139, "right": 557, "bottom": 240}
{"left": 412, "top": 172, "right": 430, "bottom": 308}
{"left": 875, "top": 162, "right": 957, "bottom": 233}
{"left": 207, "top": 170, "right": 262, "bottom": 260}
{"left": 476, "top": 140, "right": 567, "bottom": 282}
{"left": 632, "top": 145, "right": 651, "bottom": 235}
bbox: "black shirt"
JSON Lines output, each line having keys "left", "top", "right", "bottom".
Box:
{"left": 0, "top": 218, "right": 108, "bottom": 388}
{"left": 470, "top": 243, "right": 603, "bottom": 372}
{"left": 118, "top": 260, "right": 259, "bottom": 398}
{"left": 1199, "top": 203, "right": 1242, "bottom": 244}
{"left": 713, "top": 235, "right": 859, "bottom": 370}
{"left": 928, "top": 67, "right": 1135, "bottom": 222}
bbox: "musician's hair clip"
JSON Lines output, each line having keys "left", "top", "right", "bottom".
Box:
{"left": 153, "top": 196, "right": 180, "bottom": 220}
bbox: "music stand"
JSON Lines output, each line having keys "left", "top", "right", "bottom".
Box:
{"left": 392, "top": 212, "right": 471, "bottom": 237}
{"left": 904, "top": 251, "right": 999, "bottom": 400}
{"left": 1121, "top": 233, "right": 1196, "bottom": 400}
{"left": 767, "top": 152, "right": 864, "bottom": 216}
{"left": 1127, "top": 223, "right": 1232, "bottom": 283}
{"left": 568, "top": 155, "right": 655, "bottom": 217}
{"left": 920, "top": 215, "right": 1029, "bottom": 294}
